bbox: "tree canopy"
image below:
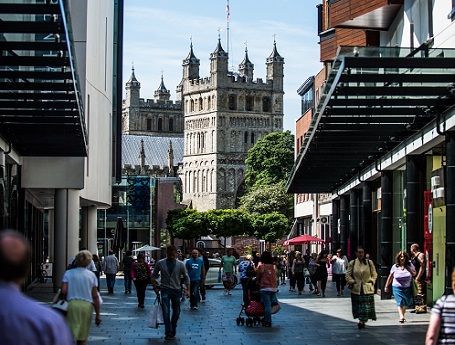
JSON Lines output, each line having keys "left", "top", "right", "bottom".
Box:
{"left": 244, "top": 131, "right": 294, "bottom": 191}
{"left": 252, "top": 212, "right": 290, "bottom": 243}
{"left": 239, "top": 182, "right": 293, "bottom": 220}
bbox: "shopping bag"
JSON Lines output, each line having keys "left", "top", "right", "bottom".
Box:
{"left": 51, "top": 288, "right": 68, "bottom": 316}
{"left": 148, "top": 298, "right": 164, "bottom": 328}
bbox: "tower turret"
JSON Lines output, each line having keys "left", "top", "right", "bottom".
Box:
{"left": 154, "top": 74, "right": 171, "bottom": 102}
{"left": 210, "top": 38, "right": 228, "bottom": 85}
{"left": 238, "top": 47, "right": 254, "bottom": 80}
{"left": 266, "top": 41, "right": 284, "bottom": 90}
{"left": 168, "top": 140, "right": 174, "bottom": 176}
{"left": 182, "top": 42, "right": 200, "bottom": 81}
{"left": 125, "top": 66, "right": 140, "bottom": 108}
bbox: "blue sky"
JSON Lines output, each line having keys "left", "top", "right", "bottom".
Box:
{"left": 123, "top": 0, "right": 321, "bottom": 132}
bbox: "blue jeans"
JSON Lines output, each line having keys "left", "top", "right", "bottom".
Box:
{"left": 124, "top": 270, "right": 132, "bottom": 293}
{"left": 260, "top": 290, "right": 277, "bottom": 325}
{"left": 106, "top": 273, "right": 116, "bottom": 293}
{"left": 160, "top": 289, "right": 181, "bottom": 337}
{"left": 189, "top": 280, "right": 201, "bottom": 308}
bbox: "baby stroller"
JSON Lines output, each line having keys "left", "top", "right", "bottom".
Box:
{"left": 235, "top": 277, "right": 280, "bottom": 327}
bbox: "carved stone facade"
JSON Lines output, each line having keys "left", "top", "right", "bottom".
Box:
{"left": 178, "top": 41, "right": 284, "bottom": 210}
{"left": 122, "top": 69, "right": 184, "bottom": 137}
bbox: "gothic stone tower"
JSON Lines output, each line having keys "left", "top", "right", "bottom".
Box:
{"left": 122, "top": 68, "right": 183, "bottom": 136}
{"left": 179, "top": 40, "right": 284, "bottom": 210}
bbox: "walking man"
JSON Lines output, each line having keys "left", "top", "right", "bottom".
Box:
{"left": 0, "top": 230, "right": 74, "bottom": 345}
{"left": 152, "top": 245, "right": 190, "bottom": 340}
{"left": 199, "top": 251, "right": 210, "bottom": 303}
{"left": 185, "top": 249, "right": 205, "bottom": 310}
{"left": 220, "top": 248, "right": 237, "bottom": 295}
{"left": 122, "top": 250, "right": 134, "bottom": 294}
{"left": 104, "top": 250, "right": 119, "bottom": 294}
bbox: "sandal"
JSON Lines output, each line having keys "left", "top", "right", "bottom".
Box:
{"left": 399, "top": 318, "right": 406, "bottom": 323}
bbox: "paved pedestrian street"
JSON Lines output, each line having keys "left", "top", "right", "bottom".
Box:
{"left": 83, "top": 277, "right": 430, "bottom": 345}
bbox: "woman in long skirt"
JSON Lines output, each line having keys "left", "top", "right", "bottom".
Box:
{"left": 346, "top": 246, "right": 378, "bottom": 329}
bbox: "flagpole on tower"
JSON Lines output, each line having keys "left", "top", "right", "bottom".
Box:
{"left": 226, "top": 0, "right": 230, "bottom": 56}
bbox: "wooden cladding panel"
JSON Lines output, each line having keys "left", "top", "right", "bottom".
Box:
{"left": 330, "top": 0, "right": 392, "bottom": 27}
{"left": 320, "top": 28, "right": 366, "bottom": 62}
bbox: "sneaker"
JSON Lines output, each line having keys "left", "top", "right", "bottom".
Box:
{"left": 165, "top": 335, "right": 176, "bottom": 340}
{"left": 228, "top": 291, "right": 232, "bottom": 295}
{"left": 194, "top": 306, "right": 199, "bottom": 310}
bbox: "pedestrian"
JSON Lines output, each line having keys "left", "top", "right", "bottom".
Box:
{"left": 0, "top": 230, "right": 74, "bottom": 345}
{"left": 185, "top": 249, "right": 205, "bottom": 310}
{"left": 288, "top": 250, "right": 296, "bottom": 292}
{"left": 131, "top": 252, "right": 151, "bottom": 308}
{"left": 92, "top": 254, "right": 102, "bottom": 291}
{"left": 303, "top": 249, "right": 314, "bottom": 291}
{"left": 151, "top": 245, "right": 190, "bottom": 340}
{"left": 331, "top": 249, "right": 349, "bottom": 296}
{"left": 426, "top": 268, "right": 455, "bottom": 344}
{"left": 308, "top": 253, "right": 318, "bottom": 294}
{"left": 384, "top": 251, "right": 416, "bottom": 323}
{"left": 62, "top": 250, "right": 102, "bottom": 344}
{"left": 280, "top": 255, "right": 287, "bottom": 285}
{"left": 256, "top": 251, "right": 278, "bottom": 327}
{"left": 103, "top": 250, "right": 119, "bottom": 294}
{"left": 410, "top": 243, "right": 426, "bottom": 304}
{"left": 238, "top": 254, "right": 255, "bottom": 307}
{"left": 292, "top": 252, "right": 306, "bottom": 295}
{"left": 345, "top": 246, "right": 378, "bottom": 329}
{"left": 316, "top": 250, "right": 329, "bottom": 297}
{"left": 122, "top": 250, "right": 134, "bottom": 294}
{"left": 252, "top": 250, "right": 260, "bottom": 268}
{"left": 220, "top": 248, "right": 237, "bottom": 295}
{"left": 199, "top": 251, "right": 210, "bottom": 303}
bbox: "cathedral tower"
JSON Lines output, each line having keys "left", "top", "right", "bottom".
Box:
{"left": 181, "top": 40, "right": 284, "bottom": 211}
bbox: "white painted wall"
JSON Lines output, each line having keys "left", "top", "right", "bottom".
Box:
{"left": 294, "top": 200, "right": 313, "bottom": 218}
{"left": 75, "top": 0, "right": 114, "bottom": 207}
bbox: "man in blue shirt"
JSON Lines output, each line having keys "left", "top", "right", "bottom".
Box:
{"left": 0, "top": 230, "right": 74, "bottom": 345}
{"left": 185, "top": 249, "right": 205, "bottom": 310}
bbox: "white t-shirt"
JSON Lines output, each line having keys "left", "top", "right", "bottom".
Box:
{"left": 332, "top": 255, "right": 348, "bottom": 274}
{"left": 62, "top": 267, "right": 97, "bottom": 303}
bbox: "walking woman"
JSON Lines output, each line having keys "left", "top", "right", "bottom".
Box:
{"left": 61, "top": 250, "right": 101, "bottom": 345}
{"left": 292, "top": 252, "right": 306, "bottom": 295}
{"left": 426, "top": 269, "right": 455, "bottom": 344}
{"left": 256, "top": 251, "right": 278, "bottom": 327}
{"left": 345, "top": 246, "right": 378, "bottom": 329}
{"left": 384, "top": 251, "right": 416, "bottom": 323}
{"left": 315, "top": 251, "right": 329, "bottom": 297}
{"left": 131, "top": 253, "right": 152, "bottom": 308}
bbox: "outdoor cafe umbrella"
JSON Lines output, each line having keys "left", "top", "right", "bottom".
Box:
{"left": 133, "top": 244, "right": 160, "bottom": 252}
{"left": 283, "top": 234, "right": 325, "bottom": 246}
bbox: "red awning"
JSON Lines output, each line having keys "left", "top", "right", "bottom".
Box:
{"left": 284, "top": 234, "right": 325, "bottom": 245}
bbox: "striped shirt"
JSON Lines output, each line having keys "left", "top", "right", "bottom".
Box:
{"left": 432, "top": 294, "right": 455, "bottom": 343}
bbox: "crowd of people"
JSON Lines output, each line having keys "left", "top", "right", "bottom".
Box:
{"left": 3, "top": 229, "right": 455, "bottom": 343}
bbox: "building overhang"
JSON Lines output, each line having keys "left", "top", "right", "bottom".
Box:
{"left": 287, "top": 45, "right": 455, "bottom": 194}
{"left": 0, "top": 1, "right": 87, "bottom": 156}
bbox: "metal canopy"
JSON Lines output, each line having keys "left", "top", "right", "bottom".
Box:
{"left": 0, "top": 1, "right": 87, "bottom": 156}
{"left": 287, "top": 46, "right": 455, "bottom": 193}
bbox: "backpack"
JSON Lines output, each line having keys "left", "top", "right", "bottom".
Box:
{"left": 246, "top": 262, "right": 256, "bottom": 278}
{"left": 308, "top": 259, "right": 317, "bottom": 275}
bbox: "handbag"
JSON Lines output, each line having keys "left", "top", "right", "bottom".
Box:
{"left": 51, "top": 288, "right": 68, "bottom": 315}
{"left": 148, "top": 297, "right": 164, "bottom": 328}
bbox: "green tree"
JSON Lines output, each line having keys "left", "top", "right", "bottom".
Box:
{"left": 239, "top": 182, "right": 293, "bottom": 219}
{"left": 244, "top": 131, "right": 294, "bottom": 191}
{"left": 252, "top": 212, "right": 290, "bottom": 244}
{"left": 206, "top": 209, "right": 252, "bottom": 238}
{"left": 166, "top": 208, "right": 209, "bottom": 241}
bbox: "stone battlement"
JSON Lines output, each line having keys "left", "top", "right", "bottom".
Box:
{"left": 185, "top": 74, "right": 273, "bottom": 93}
{"left": 138, "top": 98, "right": 181, "bottom": 109}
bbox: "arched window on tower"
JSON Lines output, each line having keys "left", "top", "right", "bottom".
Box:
{"left": 262, "top": 96, "right": 271, "bottom": 112}
{"left": 207, "top": 96, "right": 211, "bottom": 110}
{"left": 199, "top": 97, "right": 203, "bottom": 111}
{"left": 246, "top": 96, "right": 254, "bottom": 111}
{"left": 158, "top": 118, "right": 163, "bottom": 131}
{"left": 251, "top": 132, "right": 255, "bottom": 144}
{"left": 190, "top": 99, "right": 195, "bottom": 112}
{"left": 146, "top": 118, "right": 152, "bottom": 131}
{"left": 169, "top": 118, "right": 174, "bottom": 132}
{"left": 244, "top": 131, "right": 248, "bottom": 144}
{"left": 228, "top": 94, "right": 237, "bottom": 110}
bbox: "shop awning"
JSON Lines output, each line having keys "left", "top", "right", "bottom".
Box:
{"left": 0, "top": 1, "right": 87, "bottom": 156}
{"left": 287, "top": 45, "right": 455, "bottom": 193}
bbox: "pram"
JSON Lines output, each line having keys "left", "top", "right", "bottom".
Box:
{"left": 235, "top": 277, "right": 280, "bottom": 327}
